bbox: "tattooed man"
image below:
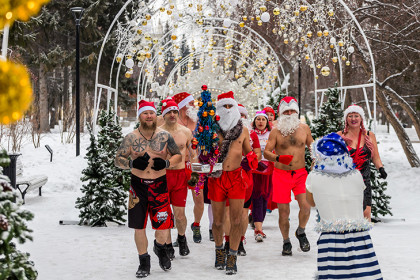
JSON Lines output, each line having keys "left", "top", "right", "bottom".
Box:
{"left": 115, "top": 100, "right": 182, "bottom": 278}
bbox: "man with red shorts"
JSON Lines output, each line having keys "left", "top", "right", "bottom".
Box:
{"left": 209, "top": 92, "right": 259, "bottom": 275}
{"left": 264, "top": 96, "right": 313, "bottom": 256}
{"left": 159, "top": 98, "right": 196, "bottom": 259}
{"left": 115, "top": 100, "right": 182, "bottom": 278}
{"left": 173, "top": 92, "right": 205, "bottom": 243}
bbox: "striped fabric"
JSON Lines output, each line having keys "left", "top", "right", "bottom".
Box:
{"left": 317, "top": 230, "right": 383, "bottom": 279}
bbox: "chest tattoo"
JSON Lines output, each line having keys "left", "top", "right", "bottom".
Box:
{"left": 132, "top": 138, "right": 148, "bottom": 153}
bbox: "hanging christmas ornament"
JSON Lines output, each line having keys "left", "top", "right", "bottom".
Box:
{"left": 348, "top": 46, "right": 355, "bottom": 53}
{"left": 273, "top": 8, "right": 280, "bottom": 15}
{"left": 125, "top": 58, "right": 134, "bottom": 68}
{"left": 261, "top": 12, "right": 270, "bottom": 22}
{"left": 321, "top": 66, "right": 331, "bottom": 76}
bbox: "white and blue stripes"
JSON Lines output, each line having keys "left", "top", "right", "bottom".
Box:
{"left": 317, "top": 231, "right": 383, "bottom": 279}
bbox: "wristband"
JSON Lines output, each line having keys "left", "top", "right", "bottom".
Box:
{"left": 165, "top": 160, "right": 170, "bottom": 168}
{"left": 129, "top": 159, "right": 133, "bottom": 169}
{"left": 276, "top": 155, "right": 280, "bottom": 162}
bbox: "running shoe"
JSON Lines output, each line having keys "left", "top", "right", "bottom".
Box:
{"left": 238, "top": 241, "right": 246, "bottom": 256}
{"left": 295, "top": 230, "right": 310, "bottom": 252}
{"left": 282, "top": 241, "right": 292, "bottom": 256}
{"left": 225, "top": 254, "right": 238, "bottom": 275}
{"left": 165, "top": 243, "right": 175, "bottom": 260}
{"left": 136, "top": 254, "right": 150, "bottom": 278}
{"left": 254, "top": 230, "right": 264, "bottom": 242}
{"left": 191, "top": 223, "right": 202, "bottom": 243}
{"left": 153, "top": 240, "right": 171, "bottom": 271}
{"left": 177, "top": 235, "right": 190, "bottom": 256}
{"left": 215, "top": 248, "right": 226, "bottom": 270}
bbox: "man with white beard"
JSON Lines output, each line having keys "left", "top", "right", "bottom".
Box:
{"left": 263, "top": 96, "right": 313, "bottom": 257}
{"left": 172, "top": 92, "right": 205, "bottom": 243}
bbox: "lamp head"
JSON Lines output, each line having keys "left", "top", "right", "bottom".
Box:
{"left": 70, "top": 7, "right": 85, "bottom": 21}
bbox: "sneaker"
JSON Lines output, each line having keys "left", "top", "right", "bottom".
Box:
{"left": 191, "top": 223, "right": 202, "bottom": 243}
{"left": 238, "top": 241, "right": 246, "bottom": 256}
{"left": 136, "top": 254, "right": 150, "bottom": 278}
{"left": 225, "top": 254, "right": 238, "bottom": 275}
{"left": 295, "top": 230, "right": 310, "bottom": 252}
{"left": 177, "top": 235, "right": 190, "bottom": 256}
{"left": 209, "top": 229, "right": 214, "bottom": 241}
{"left": 153, "top": 240, "right": 171, "bottom": 271}
{"left": 165, "top": 243, "right": 175, "bottom": 261}
{"left": 282, "top": 242, "right": 292, "bottom": 256}
{"left": 215, "top": 248, "right": 226, "bottom": 270}
{"left": 254, "top": 230, "right": 264, "bottom": 242}
{"left": 224, "top": 241, "right": 230, "bottom": 254}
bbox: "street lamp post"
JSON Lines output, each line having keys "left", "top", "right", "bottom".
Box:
{"left": 70, "top": 7, "right": 84, "bottom": 157}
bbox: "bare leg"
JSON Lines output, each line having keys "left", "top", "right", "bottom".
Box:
{"left": 240, "top": 208, "right": 249, "bottom": 237}
{"left": 135, "top": 229, "right": 148, "bottom": 255}
{"left": 364, "top": 206, "right": 372, "bottom": 222}
{"left": 254, "top": 222, "right": 263, "bottom": 232}
{"left": 191, "top": 189, "right": 204, "bottom": 224}
{"left": 277, "top": 203, "right": 290, "bottom": 240}
{"left": 228, "top": 199, "right": 245, "bottom": 251}
{"left": 173, "top": 206, "right": 187, "bottom": 236}
{"left": 211, "top": 200, "right": 226, "bottom": 247}
{"left": 155, "top": 229, "right": 169, "bottom": 245}
{"left": 295, "top": 193, "right": 311, "bottom": 229}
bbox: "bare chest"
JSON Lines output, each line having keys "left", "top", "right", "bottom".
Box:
{"left": 278, "top": 130, "right": 306, "bottom": 150}
{"left": 131, "top": 133, "right": 169, "bottom": 157}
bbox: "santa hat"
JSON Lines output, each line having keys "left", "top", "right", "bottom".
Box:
{"left": 238, "top": 104, "right": 248, "bottom": 118}
{"left": 254, "top": 110, "right": 268, "bottom": 120}
{"left": 343, "top": 104, "right": 366, "bottom": 126}
{"left": 161, "top": 98, "right": 179, "bottom": 116}
{"left": 173, "top": 92, "right": 194, "bottom": 109}
{"left": 263, "top": 106, "right": 275, "bottom": 116}
{"left": 137, "top": 100, "right": 156, "bottom": 117}
{"left": 278, "top": 96, "right": 299, "bottom": 115}
{"left": 216, "top": 91, "right": 238, "bottom": 108}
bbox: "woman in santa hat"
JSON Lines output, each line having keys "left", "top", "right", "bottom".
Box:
{"left": 337, "top": 105, "right": 387, "bottom": 221}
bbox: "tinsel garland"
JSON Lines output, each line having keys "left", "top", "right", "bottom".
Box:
{"left": 314, "top": 218, "right": 373, "bottom": 233}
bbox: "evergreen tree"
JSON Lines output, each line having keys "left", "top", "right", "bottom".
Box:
{"left": 311, "top": 87, "right": 344, "bottom": 139}
{"left": 75, "top": 110, "right": 129, "bottom": 227}
{"left": 0, "top": 156, "right": 37, "bottom": 279}
{"left": 370, "top": 163, "right": 392, "bottom": 220}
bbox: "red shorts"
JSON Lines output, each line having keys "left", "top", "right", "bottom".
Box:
{"left": 208, "top": 167, "right": 248, "bottom": 202}
{"left": 272, "top": 168, "right": 307, "bottom": 204}
{"left": 226, "top": 170, "right": 253, "bottom": 207}
{"left": 166, "top": 169, "right": 189, "bottom": 207}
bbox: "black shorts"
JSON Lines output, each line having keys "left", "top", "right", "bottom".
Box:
{"left": 243, "top": 197, "right": 252, "bottom": 209}
{"left": 128, "top": 174, "right": 174, "bottom": 230}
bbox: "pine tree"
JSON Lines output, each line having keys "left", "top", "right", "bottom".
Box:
{"left": 75, "top": 110, "right": 129, "bottom": 227}
{"left": 311, "top": 87, "right": 344, "bottom": 139}
{"left": 370, "top": 163, "right": 392, "bottom": 220}
{"left": 0, "top": 154, "right": 37, "bottom": 279}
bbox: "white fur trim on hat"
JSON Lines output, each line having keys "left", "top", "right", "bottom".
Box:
{"left": 138, "top": 106, "right": 156, "bottom": 117}
{"left": 279, "top": 99, "right": 299, "bottom": 115}
{"left": 162, "top": 106, "right": 179, "bottom": 116}
{"left": 178, "top": 95, "right": 194, "bottom": 109}
{"left": 238, "top": 106, "right": 248, "bottom": 118}
{"left": 343, "top": 105, "right": 366, "bottom": 125}
{"left": 254, "top": 111, "right": 268, "bottom": 120}
{"left": 216, "top": 98, "right": 238, "bottom": 109}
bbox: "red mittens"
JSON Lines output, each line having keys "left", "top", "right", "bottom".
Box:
{"left": 277, "top": 155, "right": 294, "bottom": 165}
{"left": 246, "top": 151, "right": 259, "bottom": 170}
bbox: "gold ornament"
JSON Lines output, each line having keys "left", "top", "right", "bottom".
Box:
{"left": 259, "top": 5, "right": 267, "bottom": 12}
{"left": 152, "top": 38, "right": 158, "bottom": 44}
{"left": 188, "top": 3, "right": 193, "bottom": 8}
{"left": 280, "top": 24, "right": 286, "bottom": 30}
{"left": 338, "top": 40, "right": 344, "bottom": 47}
{"left": 141, "top": 19, "right": 147, "bottom": 26}
{"left": 250, "top": 16, "right": 255, "bottom": 21}
{"left": 0, "top": 0, "right": 50, "bottom": 29}
{"left": 305, "top": 54, "right": 310, "bottom": 60}
{"left": 330, "top": 44, "right": 334, "bottom": 49}
{"left": 346, "top": 61, "right": 351, "bottom": 66}
{"left": 317, "top": 31, "right": 322, "bottom": 37}
{"left": 144, "top": 34, "right": 151, "bottom": 40}
{"left": 160, "top": 7, "right": 165, "bottom": 12}
{"left": 256, "top": 15, "right": 261, "bottom": 21}
{"left": 328, "top": 10, "right": 334, "bottom": 17}
{"left": 125, "top": 72, "right": 131, "bottom": 78}
{"left": 170, "top": 4, "right": 175, "bottom": 9}
{"left": 315, "top": 75, "right": 319, "bottom": 79}
{"left": 257, "top": 20, "right": 263, "bottom": 26}
{"left": 273, "top": 8, "right": 280, "bottom": 15}
{"left": 242, "top": 16, "right": 248, "bottom": 21}
{"left": 0, "top": 61, "right": 33, "bottom": 124}
{"left": 167, "top": 10, "right": 172, "bottom": 15}
{"left": 196, "top": 18, "right": 203, "bottom": 25}
{"left": 202, "top": 111, "right": 208, "bottom": 117}
{"left": 145, "top": 14, "right": 151, "bottom": 20}
{"left": 332, "top": 57, "right": 338, "bottom": 63}
{"left": 207, "top": 101, "right": 212, "bottom": 107}
{"left": 307, "top": 31, "right": 312, "bottom": 38}
{"left": 146, "top": 53, "right": 151, "bottom": 58}
{"left": 294, "top": 10, "right": 300, "bottom": 16}
{"left": 209, "top": 110, "right": 215, "bottom": 116}
{"left": 239, "top": 21, "right": 245, "bottom": 27}
{"left": 137, "top": 29, "right": 142, "bottom": 35}
{"left": 323, "top": 30, "right": 329, "bottom": 36}
{"left": 321, "top": 66, "right": 331, "bottom": 76}
{"left": 284, "top": 39, "right": 289, "bottom": 44}
{"left": 199, "top": 101, "right": 204, "bottom": 107}
{"left": 316, "top": 64, "right": 321, "bottom": 69}
{"left": 300, "top": 5, "right": 308, "bottom": 12}
{"left": 171, "top": 35, "right": 177, "bottom": 40}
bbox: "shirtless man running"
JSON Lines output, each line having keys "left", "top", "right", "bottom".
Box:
{"left": 115, "top": 100, "right": 182, "bottom": 278}
{"left": 264, "top": 96, "right": 313, "bottom": 257}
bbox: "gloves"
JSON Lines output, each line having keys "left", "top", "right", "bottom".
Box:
{"left": 187, "top": 172, "right": 199, "bottom": 187}
{"left": 132, "top": 153, "right": 150, "bottom": 170}
{"left": 151, "top": 158, "right": 170, "bottom": 171}
{"left": 379, "top": 167, "right": 387, "bottom": 179}
{"left": 246, "top": 151, "right": 258, "bottom": 170}
{"left": 276, "top": 155, "right": 294, "bottom": 165}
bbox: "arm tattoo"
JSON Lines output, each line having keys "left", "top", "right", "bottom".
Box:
{"left": 115, "top": 133, "right": 135, "bottom": 169}
{"left": 167, "top": 133, "right": 181, "bottom": 155}
{"left": 150, "top": 131, "right": 169, "bottom": 152}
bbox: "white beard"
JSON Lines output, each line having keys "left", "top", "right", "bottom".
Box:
{"left": 276, "top": 113, "right": 301, "bottom": 136}
{"left": 185, "top": 104, "right": 198, "bottom": 122}
{"left": 217, "top": 106, "right": 241, "bottom": 132}
{"left": 241, "top": 118, "right": 252, "bottom": 130}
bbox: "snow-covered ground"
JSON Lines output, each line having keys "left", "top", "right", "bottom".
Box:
{"left": 5, "top": 125, "right": 420, "bottom": 279}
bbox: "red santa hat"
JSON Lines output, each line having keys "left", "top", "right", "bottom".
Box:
{"left": 343, "top": 104, "right": 366, "bottom": 126}
{"left": 278, "top": 96, "right": 299, "bottom": 115}
{"left": 238, "top": 104, "right": 248, "bottom": 118}
{"left": 216, "top": 91, "right": 238, "bottom": 108}
{"left": 137, "top": 100, "right": 156, "bottom": 117}
{"left": 161, "top": 98, "right": 179, "bottom": 116}
{"left": 254, "top": 110, "right": 268, "bottom": 120}
{"left": 172, "top": 92, "right": 194, "bottom": 109}
{"left": 263, "top": 106, "right": 276, "bottom": 116}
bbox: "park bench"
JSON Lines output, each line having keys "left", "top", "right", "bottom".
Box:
{"left": 15, "top": 159, "right": 48, "bottom": 203}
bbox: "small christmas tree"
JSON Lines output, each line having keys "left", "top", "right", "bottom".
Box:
{"left": 191, "top": 85, "right": 220, "bottom": 193}
{"left": 370, "top": 162, "right": 392, "bottom": 221}
{"left": 75, "top": 110, "right": 129, "bottom": 226}
{"left": 0, "top": 157, "right": 37, "bottom": 279}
